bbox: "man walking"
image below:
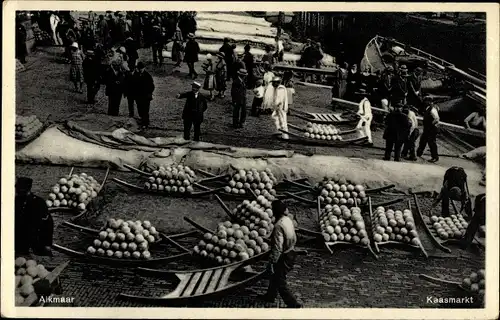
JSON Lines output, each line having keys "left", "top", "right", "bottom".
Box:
{"left": 417, "top": 99, "right": 440, "bottom": 163}
{"left": 383, "top": 103, "right": 411, "bottom": 161}
{"left": 401, "top": 105, "right": 419, "bottom": 161}
{"left": 177, "top": 82, "right": 208, "bottom": 141}
{"left": 259, "top": 200, "right": 302, "bottom": 308}
{"left": 15, "top": 177, "right": 54, "bottom": 256}
{"left": 131, "top": 62, "right": 155, "bottom": 129}
{"left": 356, "top": 91, "right": 373, "bottom": 146}
{"left": 231, "top": 69, "right": 248, "bottom": 128}
{"left": 219, "top": 38, "right": 234, "bottom": 81}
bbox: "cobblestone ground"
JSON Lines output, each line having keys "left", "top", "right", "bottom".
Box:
{"left": 14, "top": 47, "right": 484, "bottom": 308}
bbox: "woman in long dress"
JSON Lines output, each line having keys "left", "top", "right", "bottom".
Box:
{"left": 214, "top": 52, "right": 227, "bottom": 98}
{"left": 202, "top": 54, "right": 216, "bottom": 101}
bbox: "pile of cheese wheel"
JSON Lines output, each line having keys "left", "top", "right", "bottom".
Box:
{"left": 193, "top": 220, "right": 270, "bottom": 265}
{"left": 16, "top": 115, "right": 44, "bottom": 140}
{"left": 86, "top": 219, "right": 160, "bottom": 259}
{"left": 231, "top": 196, "right": 276, "bottom": 237}
{"left": 223, "top": 168, "right": 278, "bottom": 200}
{"left": 317, "top": 176, "right": 368, "bottom": 207}
{"left": 46, "top": 173, "right": 101, "bottom": 211}
{"left": 303, "top": 123, "right": 343, "bottom": 141}
{"left": 429, "top": 214, "right": 468, "bottom": 240}
{"left": 320, "top": 204, "right": 371, "bottom": 245}
{"left": 461, "top": 269, "right": 485, "bottom": 300}
{"left": 143, "top": 165, "right": 197, "bottom": 195}
{"left": 15, "top": 258, "right": 50, "bottom": 306}
{"left": 371, "top": 206, "right": 422, "bottom": 246}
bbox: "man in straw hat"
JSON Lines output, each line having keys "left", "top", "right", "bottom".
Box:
{"left": 176, "top": 81, "right": 208, "bottom": 141}
{"left": 184, "top": 33, "right": 200, "bottom": 79}
{"left": 231, "top": 69, "right": 248, "bottom": 128}
{"left": 270, "top": 76, "right": 289, "bottom": 139}
{"left": 15, "top": 177, "right": 54, "bottom": 256}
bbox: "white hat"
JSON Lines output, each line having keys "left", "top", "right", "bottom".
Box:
{"left": 70, "top": 42, "right": 79, "bottom": 49}
{"left": 271, "top": 76, "right": 282, "bottom": 82}
{"left": 206, "top": 53, "right": 212, "bottom": 60}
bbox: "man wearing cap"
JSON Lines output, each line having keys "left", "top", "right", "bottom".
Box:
{"left": 177, "top": 82, "right": 208, "bottom": 141}
{"left": 130, "top": 62, "right": 155, "bottom": 129}
{"left": 417, "top": 98, "right": 440, "bottom": 163}
{"left": 15, "top": 177, "right": 54, "bottom": 256}
{"left": 151, "top": 22, "right": 165, "bottom": 66}
{"left": 378, "top": 65, "right": 394, "bottom": 111}
{"left": 356, "top": 93, "right": 373, "bottom": 146}
{"left": 270, "top": 76, "right": 289, "bottom": 139}
{"left": 231, "top": 69, "right": 248, "bottom": 128}
{"left": 124, "top": 32, "right": 139, "bottom": 70}
{"left": 184, "top": 33, "right": 200, "bottom": 79}
{"left": 83, "top": 50, "right": 102, "bottom": 104}
{"left": 383, "top": 103, "right": 411, "bottom": 161}
{"left": 219, "top": 38, "right": 234, "bottom": 81}
{"left": 408, "top": 67, "right": 423, "bottom": 111}
{"left": 391, "top": 64, "right": 409, "bottom": 105}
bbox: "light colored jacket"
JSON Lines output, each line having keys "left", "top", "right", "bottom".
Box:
{"left": 273, "top": 85, "right": 289, "bottom": 113}
{"left": 270, "top": 215, "right": 297, "bottom": 263}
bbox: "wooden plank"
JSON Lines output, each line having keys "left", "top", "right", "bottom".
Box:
{"left": 205, "top": 268, "right": 224, "bottom": 293}
{"left": 181, "top": 272, "right": 203, "bottom": 297}
{"left": 272, "top": 64, "right": 338, "bottom": 76}
{"left": 164, "top": 274, "right": 191, "bottom": 298}
{"left": 217, "top": 266, "right": 236, "bottom": 290}
{"left": 194, "top": 270, "right": 214, "bottom": 295}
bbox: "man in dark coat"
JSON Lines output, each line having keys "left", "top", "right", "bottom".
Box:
{"left": 408, "top": 67, "right": 424, "bottom": 112}
{"left": 242, "top": 44, "right": 255, "bottom": 88}
{"left": 378, "top": 65, "right": 394, "bottom": 110}
{"left": 391, "top": 64, "right": 409, "bottom": 105}
{"left": 130, "top": 62, "right": 155, "bottom": 129}
{"left": 16, "top": 20, "right": 28, "bottom": 64}
{"left": 15, "top": 177, "right": 53, "bottom": 256}
{"left": 232, "top": 54, "right": 246, "bottom": 81}
{"left": 124, "top": 33, "right": 139, "bottom": 70}
{"left": 82, "top": 50, "right": 102, "bottom": 104}
{"left": 151, "top": 23, "right": 165, "bottom": 66}
{"left": 177, "top": 81, "right": 208, "bottom": 141}
{"left": 104, "top": 60, "right": 126, "bottom": 116}
{"left": 184, "top": 33, "right": 200, "bottom": 79}
{"left": 231, "top": 69, "right": 248, "bottom": 128}
{"left": 219, "top": 38, "right": 235, "bottom": 81}
{"left": 97, "top": 14, "right": 109, "bottom": 48}
{"left": 142, "top": 13, "right": 153, "bottom": 48}
{"left": 383, "top": 103, "right": 411, "bottom": 161}
{"left": 417, "top": 99, "right": 440, "bottom": 163}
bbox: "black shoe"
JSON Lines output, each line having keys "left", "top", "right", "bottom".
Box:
{"left": 428, "top": 158, "right": 439, "bottom": 163}
{"left": 286, "top": 303, "right": 303, "bottom": 308}
{"left": 34, "top": 246, "right": 53, "bottom": 257}
{"left": 257, "top": 295, "right": 276, "bottom": 303}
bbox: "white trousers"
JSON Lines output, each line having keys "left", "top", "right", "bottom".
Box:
{"left": 356, "top": 115, "right": 372, "bottom": 143}
{"left": 272, "top": 109, "right": 289, "bottom": 139}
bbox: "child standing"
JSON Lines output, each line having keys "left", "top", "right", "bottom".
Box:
{"left": 283, "top": 70, "right": 295, "bottom": 113}
{"left": 69, "top": 42, "right": 85, "bottom": 93}
{"left": 251, "top": 79, "right": 264, "bottom": 117}
{"left": 202, "top": 54, "right": 216, "bottom": 101}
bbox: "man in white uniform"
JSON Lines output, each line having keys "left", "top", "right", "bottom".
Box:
{"left": 50, "top": 12, "right": 62, "bottom": 45}
{"left": 356, "top": 90, "right": 373, "bottom": 145}
{"left": 270, "top": 77, "right": 289, "bottom": 140}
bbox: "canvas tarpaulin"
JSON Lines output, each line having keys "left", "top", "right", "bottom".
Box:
{"left": 15, "top": 123, "right": 485, "bottom": 196}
